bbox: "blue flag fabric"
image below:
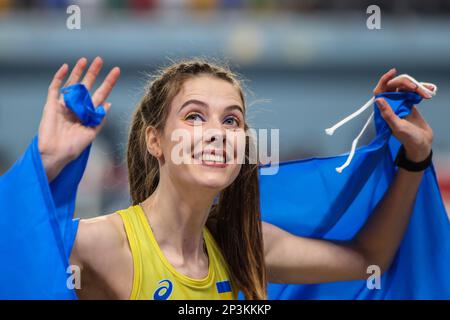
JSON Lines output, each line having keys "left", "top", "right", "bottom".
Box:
{"left": 0, "top": 84, "right": 100, "bottom": 299}
{"left": 1, "top": 85, "right": 448, "bottom": 299}
{"left": 259, "top": 92, "right": 450, "bottom": 299}
{"left": 61, "top": 84, "right": 105, "bottom": 127}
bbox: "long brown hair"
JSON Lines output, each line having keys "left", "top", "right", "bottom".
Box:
{"left": 126, "top": 59, "right": 267, "bottom": 300}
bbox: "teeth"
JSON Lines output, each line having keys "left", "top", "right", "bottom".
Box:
{"left": 201, "top": 153, "right": 225, "bottom": 163}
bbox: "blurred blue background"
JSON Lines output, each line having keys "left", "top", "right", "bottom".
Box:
{"left": 1, "top": 0, "right": 449, "bottom": 217}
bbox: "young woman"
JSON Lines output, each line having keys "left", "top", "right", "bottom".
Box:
{"left": 38, "top": 57, "right": 434, "bottom": 299}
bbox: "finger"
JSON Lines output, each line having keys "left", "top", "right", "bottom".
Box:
{"left": 103, "top": 101, "right": 112, "bottom": 113}
{"left": 81, "top": 56, "right": 103, "bottom": 90}
{"left": 48, "top": 63, "right": 69, "bottom": 101}
{"left": 415, "top": 85, "right": 433, "bottom": 99}
{"left": 91, "top": 67, "right": 121, "bottom": 107}
{"left": 387, "top": 77, "right": 433, "bottom": 99}
{"left": 63, "top": 57, "right": 88, "bottom": 88}
{"left": 405, "top": 106, "right": 429, "bottom": 128}
{"left": 423, "top": 84, "right": 436, "bottom": 92}
{"left": 386, "top": 77, "right": 418, "bottom": 92}
{"left": 373, "top": 68, "right": 397, "bottom": 95}
{"left": 95, "top": 102, "right": 112, "bottom": 133}
{"left": 396, "top": 85, "right": 411, "bottom": 92}
{"left": 376, "top": 98, "right": 403, "bottom": 132}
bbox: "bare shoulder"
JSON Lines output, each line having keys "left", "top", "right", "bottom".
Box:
{"left": 70, "top": 212, "right": 127, "bottom": 270}
{"left": 70, "top": 212, "right": 133, "bottom": 299}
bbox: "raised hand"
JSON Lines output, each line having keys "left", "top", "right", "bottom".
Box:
{"left": 38, "top": 57, "right": 120, "bottom": 181}
{"left": 373, "top": 68, "right": 434, "bottom": 163}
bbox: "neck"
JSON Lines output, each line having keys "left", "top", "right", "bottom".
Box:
{"left": 140, "top": 175, "right": 218, "bottom": 262}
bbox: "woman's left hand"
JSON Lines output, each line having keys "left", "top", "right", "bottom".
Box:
{"left": 372, "top": 68, "right": 434, "bottom": 162}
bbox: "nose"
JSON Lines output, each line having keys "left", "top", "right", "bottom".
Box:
{"left": 204, "top": 119, "right": 226, "bottom": 146}
{"left": 205, "top": 128, "right": 226, "bottom": 145}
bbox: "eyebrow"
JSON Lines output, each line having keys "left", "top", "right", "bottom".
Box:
{"left": 178, "top": 99, "right": 244, "bottom": 115}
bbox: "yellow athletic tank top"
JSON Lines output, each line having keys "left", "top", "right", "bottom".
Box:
{"left": 117, "top": 205, "right": 237, "bottom": 300}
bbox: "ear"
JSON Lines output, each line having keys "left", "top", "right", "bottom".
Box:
{"left": 145, "top": 126, "right": 162, "bottom": 158}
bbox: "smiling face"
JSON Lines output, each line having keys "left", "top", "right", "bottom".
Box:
{"left": 128, "top": 62, "right": 266, "bottom": 299}
{"left": 151, "top": 75, "right": 246, "bottom": 192}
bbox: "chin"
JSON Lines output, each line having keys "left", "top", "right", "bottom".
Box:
{"left": 194, "top": 173, "right": 234, "bottom": 190}
{"left": 189, "top": 165, "right": 239, "bottom": 191}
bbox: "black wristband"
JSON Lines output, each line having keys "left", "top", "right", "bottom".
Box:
{"left": 394, "top": 145, "right": 433, "bottom": 172}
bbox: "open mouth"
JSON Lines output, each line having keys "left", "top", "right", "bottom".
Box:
{"left": 192, "top": 149, "right": 228, "bottom": 167}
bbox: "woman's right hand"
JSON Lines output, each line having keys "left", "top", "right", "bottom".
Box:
{"left": 38, "top": 57, "right": 120, "bottom": 182}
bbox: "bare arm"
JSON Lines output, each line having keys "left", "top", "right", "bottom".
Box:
{"left": 69, "top": 214, "right": 133, "bottom": 299}
{"left": 264, "top": 68, "right": 434, "bottom": 284}
{"left": 264, "top": 168, "right": 424, "bottom": 283}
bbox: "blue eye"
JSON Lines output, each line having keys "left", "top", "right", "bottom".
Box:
{"left": 185, "top": 113, "right": 204, "bottom": 123}
{"left": 224, "top": 116, "right": 239, "bottom": 126}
